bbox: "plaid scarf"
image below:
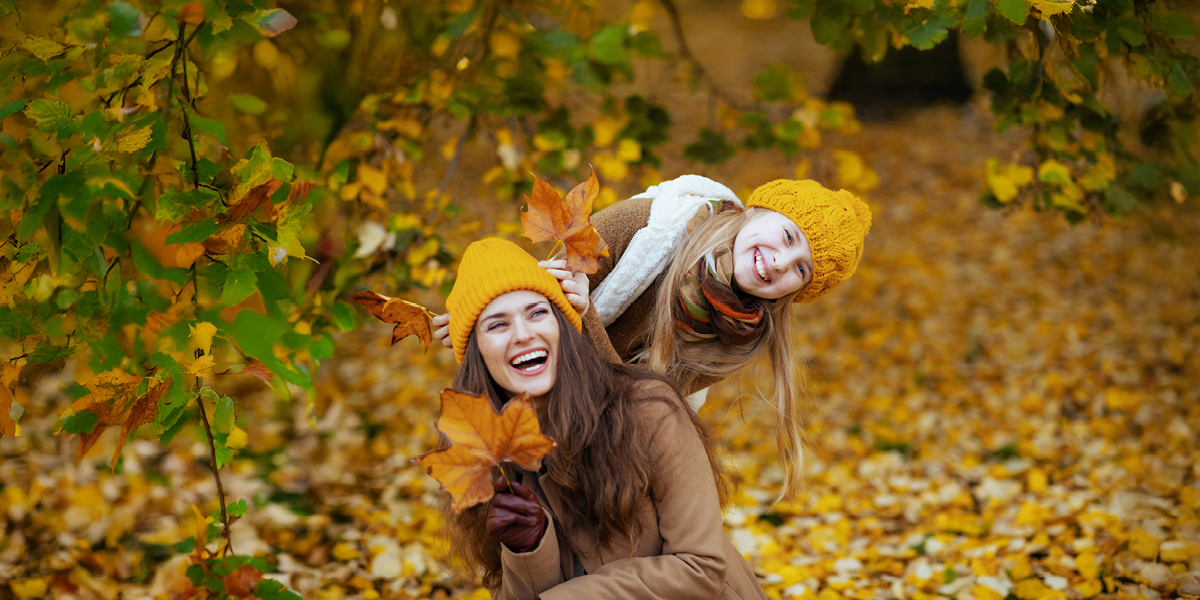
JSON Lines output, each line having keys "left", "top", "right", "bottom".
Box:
{"left": 673, "top": 197, "right": 766, "bottom": 345}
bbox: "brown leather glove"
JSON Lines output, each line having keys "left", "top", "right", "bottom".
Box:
{"left": 486, "top": 475, "right": 547, "bottom": 553}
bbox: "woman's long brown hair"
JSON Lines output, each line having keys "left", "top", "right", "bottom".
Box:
{"left": 442, "top": 306, "right": 728, "bottom": 589}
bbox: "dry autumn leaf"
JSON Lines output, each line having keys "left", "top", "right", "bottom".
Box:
{"left": 416, "top": 389, "right": 556, "bottom": 514}
{"left": 64, "top": 369, "right": 144, "bottom": 460}
{"left": 352, "top": 290, "right": 436, "bottom": 351}
{"left": 111, "top": 379, "right": 170, "bottom": 470}
{"left": 520, "top": 171, "right": 610, "bottom": 273}
{"left": 220, "top": 179, "right": 283, "bottom": 223}
{"left": 222, "top": 564, "right": 263, "bottom": 598}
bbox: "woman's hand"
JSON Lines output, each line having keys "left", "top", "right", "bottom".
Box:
{"left": 431, "top": 313, "right": 452, "bottom": 349}
{"left": 538, "top": 260, "right": 590, "bottom": 315}
{"left": 486, "top": 475, "right": 547, "bottom": 553}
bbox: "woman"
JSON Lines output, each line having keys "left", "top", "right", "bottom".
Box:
{"left": 435, "top": 177, "right": 872, "bottom": 499}
{"left": 441, "top": 237, "right": 766, "bottom": 600}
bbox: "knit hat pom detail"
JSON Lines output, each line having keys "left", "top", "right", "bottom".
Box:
{"left": 745, "top": 179, "right": 871, "bottom": 303}
{"left": 445, "top": 238, "right": 582, "bottom": 363}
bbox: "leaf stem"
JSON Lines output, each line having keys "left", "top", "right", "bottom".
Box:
{"left": 432, "top": 116, "right": 477, "bottom": 221}
{"left": 195, "top": 351, "right": 235, "bottom": 557}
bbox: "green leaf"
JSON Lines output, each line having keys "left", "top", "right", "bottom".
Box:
{"left": 904, "top": 21, "right": 949, "bottom": 50}
{"left": 786, "top": 0, "right": 814, "bottom": 20}
{"left": 1151, "top": 12, "right": 1197, "bottom": 40}
{"left": 254, "top": 579, "right": 304, "bottom": 600}
{"left": 63, "top": 409, "right": 99, "bottom": 434}
{"left": 963, "top": 0, "right": 989, "bottom": 38}
{"left": 0, "top": 100, "right": 24, "bottom": 119}
{"left": 24, "top": 98, "right": 75, "bottom": 134}
{"left": 810, "top": 10, "right": 852, "bottom": 52}
{"left": 587, "top": 25, "right": 628, "bottom": 65}
{"left": 156, "top": 188, "right": 221, "bottom": 223}
{"left": 108, "top": 1, "right": 142, "bottom": 38}
{"left": 30, "top": 344, "right": 72, "bottom": 365}
{"left": 683, "top": 128, "right": 736, "bottom": 165}
{"left": 220, "top": 270, "right": 258, "bottom": 307}
{"left": 0, "top": 307, "right": 35, "bottom": 338}
{"left": 131, "top": 243, "right": 189, "bottom": 285}
{"left": 189, "top": 115, "right": 228, "bottom": 145}
{"left": 213, "top": 395, "right": 234, "bottom": 434}
{"left": 996, "top": 0, "right": 1028, "bottom": 25}
{"left": 1167, "top": 63, "right": 1193, "bottom": 98}
{"left": 752, "top": 65, "right": 793, "bottom": 102}
{"left": 1114, "top": 18, "right": 1146, "bottom": 46}
{"left": 228, "top": 498, "right": 248, "bottom": 518}
{"left": 165, "top": 218, "right": 219, "bottom": 245}
{"left": 230, "top": 93, "right": 267, "bottom": 115}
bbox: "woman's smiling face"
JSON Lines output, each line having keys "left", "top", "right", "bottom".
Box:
{"left": 731, "top": 209, "right": 814, "bottom": 300}
{"left": 474, "top": 290, "right": 561, "bottom": 403}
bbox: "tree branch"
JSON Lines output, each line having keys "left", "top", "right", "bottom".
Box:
{"left": 656, "top": 0, "right": 744, "bottom": 110}
{"left": 432, "top": 116, "right": 476, "bottom": 220}
{"left": 195, "top": 356, "right": 235, "bottom": 557}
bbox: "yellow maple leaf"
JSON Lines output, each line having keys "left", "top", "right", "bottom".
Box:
{"left": 117, "top": 125, "right": 154, "bottom": 152}
{"left": 416, "top": 389, "right": 557, "bottom": 514}
{"left": 1030, "top": 0, "right": 1077, "bottom": 16}
{"left": 22, "top": 37, "right": 64, "bottom": 61}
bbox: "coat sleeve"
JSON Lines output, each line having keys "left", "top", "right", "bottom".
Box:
{"left": 539, "top": 391, "right": 729, "bottom": 600}
{"left": 578, "top": 196, "right": 653, "bottom": 365}
{"left": 494, "top": 511, "right": 565, "bottom": 600}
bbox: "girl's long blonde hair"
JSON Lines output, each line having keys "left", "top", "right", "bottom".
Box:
{"left": 647, "top": 207, "right": 806, "bottom": 500}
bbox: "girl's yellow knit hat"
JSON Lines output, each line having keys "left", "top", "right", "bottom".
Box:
{"left": 745, "top": 179, "right": 872, "bottom": 303}
{"left": 446, "top": 238, "right": 582, "bottom": 362}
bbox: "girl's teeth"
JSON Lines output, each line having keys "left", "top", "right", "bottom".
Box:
{"left": 756, "top": 253, "right": 770, "bottom": 282}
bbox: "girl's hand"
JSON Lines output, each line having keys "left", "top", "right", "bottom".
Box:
{"left": 431, "top": 313, "right": 453, "bottom": 349}
{"left": 486, "top": 475, "right": 547, "bottom": 553}
{"left": 538, "top": 260, "right": 590, "bottom": 315}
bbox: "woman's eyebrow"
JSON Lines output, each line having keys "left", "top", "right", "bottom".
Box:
{"left": 479, "top": 309, "right": 509, "bottom": 322}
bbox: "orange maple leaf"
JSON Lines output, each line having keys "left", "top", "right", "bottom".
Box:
{"left": 417, "top": 389, "right": 557, "bottom": 515}
{"left": 520, "top": 171, "right": 611, "bottom": 273}
{"left": 223, "top": 564, "right": 264, "bottom": 598}
{"left": 112, "top": 379, "right": 170, "bottom": 470}
{"left": 66, "top": 369, "right": 143, "bottom": 460}
{"left": 352, "top": 290, "right": 435, "bottom": 351}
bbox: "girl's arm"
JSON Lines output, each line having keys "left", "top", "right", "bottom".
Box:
{"left": 536, "top": 387, "right": 731, "bottom": 599}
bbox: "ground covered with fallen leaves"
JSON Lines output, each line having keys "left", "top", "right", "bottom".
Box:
{"left": 3, "top": 104, "right": 1199, "bottom": 600}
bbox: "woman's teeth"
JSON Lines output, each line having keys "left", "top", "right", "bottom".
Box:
{"left": 755, "top": 251, "right": 771, "bottom": 283}
{"left": 510, "top": 350, "right": 548, "bottom": 371}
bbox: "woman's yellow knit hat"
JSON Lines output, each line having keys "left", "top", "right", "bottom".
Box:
{"left": 745, "top": 179, "right": 872, "bottom": 303}
{"left": 446, "top": 238, "right": 582, "bottom": 362}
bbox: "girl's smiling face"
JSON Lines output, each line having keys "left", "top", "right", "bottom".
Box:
{"left": 474, "top": 290, "right": 561, "bottom": 403}
{"left": 731, "top": 209, "right": 814, "bottom": 300}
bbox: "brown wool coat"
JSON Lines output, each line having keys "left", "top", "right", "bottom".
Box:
{"left": 579, "top": 197, "right": 723, "bottom": 394}
{"left": 492, "top": 380, "right": 767, "bottom": 600}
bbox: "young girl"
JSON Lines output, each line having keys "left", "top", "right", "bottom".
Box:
{"left": 434, "top": 176, "right": 871, "bottom": 498}
{"left": 441, "top": 238, "right": 766, "bottom": 599}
